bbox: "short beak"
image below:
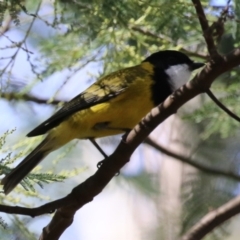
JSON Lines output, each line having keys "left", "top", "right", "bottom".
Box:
{"left": 190, "top": 62, "right": 205, "bottom": 71}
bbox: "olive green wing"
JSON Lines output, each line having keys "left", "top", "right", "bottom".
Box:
{"left": 27, "top": 71, "right": 130, "bottom": 137}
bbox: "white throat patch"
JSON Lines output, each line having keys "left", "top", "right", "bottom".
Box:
{"left": 165, "top": 64, "right": 191, "bottom": 90}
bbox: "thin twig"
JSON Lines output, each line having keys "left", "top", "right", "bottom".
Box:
{"left": 16, "top": 2, "right": 37, "bottom": 17}
{"left": 0, "top": 92, "right": 62, "bottom": 105}
{"left": 131, "top": 26, "right": 207, "bottom": 59}
{"left": 206, "top": 89, "right": 240, "bottom": 123}
{"left": 210, "top": 0, "right": 231, "bottom": 43}
{"left": 0, "top": 34, "right": 33, "bottom": 53}
{"left": 52, "top": 50, "right": 103, "bottom": 99}
{"left": 0, "top": 1, "right": 41, "bottom": 81}
{"left": 0, "top": 195, "right": 72, "bottom": 217}
{"left": 145, "top": 138, "right": 240, "bottom": 182}
{"left": 192, "top": 0, "right": 220, "bottom": 57}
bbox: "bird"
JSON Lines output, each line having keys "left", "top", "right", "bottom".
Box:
{"left": 1, "top": 50, "right": 204, "bottom": 194}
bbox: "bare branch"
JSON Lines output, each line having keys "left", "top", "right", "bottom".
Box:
{"left": 145, "top": 137, "right": 240, "bottom": 182}
{"left": 0, "top": 92, "right": 62, "bottom": 105}
{"left": 0, "top": 48, "right": 238, "bottom": 239}
{"left": 181, "top": 195, "right": 240, "bottom": 240}
{"left": 192, "top": 0, "right": 220, "bottom": 57}
{"left": 131, "top": 26, "right": 172, "bottom": 42}
{"left": 0, "top": 2, "right": 41, "bottom": 80}
{"left": 206, "top": 89, "right": 240, "bottom": 123}
{"left": 130, "top": 26, "right": 207, "bottom": 60}
{"left": 210, "top": 0, "right": 232, "bottom": 43}
{"left": 34, "top": 47, "right": 240, "bottom": 239}
{"left": 16, "top": 2, "right": 38, "bottom": 18}
{"left": 0, "top": 196, "right": 70, "bottom": 217}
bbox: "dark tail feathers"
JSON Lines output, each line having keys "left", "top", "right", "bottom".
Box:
{"left": 1, "top": 138, "right": 50, "bottom": 195}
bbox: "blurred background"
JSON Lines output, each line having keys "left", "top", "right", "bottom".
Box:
{"left": 0, "top": 0, "right": 240, "bottom": 239}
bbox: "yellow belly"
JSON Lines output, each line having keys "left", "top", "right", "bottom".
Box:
{"left": 50, "top": 75, "right": 154, "bottom": 145}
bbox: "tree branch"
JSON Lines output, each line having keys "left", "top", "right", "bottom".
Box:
{"left": 0, "top": 196, "right": 70, "bottom": 217}
{"left": 192, "top": 0, "right": 219, "bottom": 57}
{"left": 39, "top": 47, "right": 240, "bottom": 239}
{"left": 181, "top": 195, "right": 240, "bottom": 240}
{"left": 1, "top": 92, "right": 62, "bottom": 105}
{"left": 0, "top": 1, "right": 41, "bottom": 80}
{"left": 130, "top": 26, "right": 207, "bottom": 60}
{"left": 145, "top": 137, "right": 240, "bottom": 182}
{"left": 0, "top": 47, "right": 238, "bottom": 239}
{"left": 206, "top": 89, "right": 240, "bottom": 123}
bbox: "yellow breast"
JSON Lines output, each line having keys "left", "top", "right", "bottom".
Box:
{"left": 49, "top": 62, "right": 155, "bottom": 145}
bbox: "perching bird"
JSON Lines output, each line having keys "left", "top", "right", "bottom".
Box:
{"left": 1, "top": 50, "right": 204, "bottom": 194}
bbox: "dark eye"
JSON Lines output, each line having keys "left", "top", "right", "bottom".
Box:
{"left": 168, "top": 57, "right": 177, "bottom": 65}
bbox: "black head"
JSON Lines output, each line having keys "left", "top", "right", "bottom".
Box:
{"left": 143, "top": 50, "right": 204, "bottom": 71}
{"left": 144, "top": 50, "right": 204, "bottom": 106}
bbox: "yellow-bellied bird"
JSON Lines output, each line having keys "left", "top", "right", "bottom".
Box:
{"left": 1, "top": 50, "right": 204, "bottom": 194}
